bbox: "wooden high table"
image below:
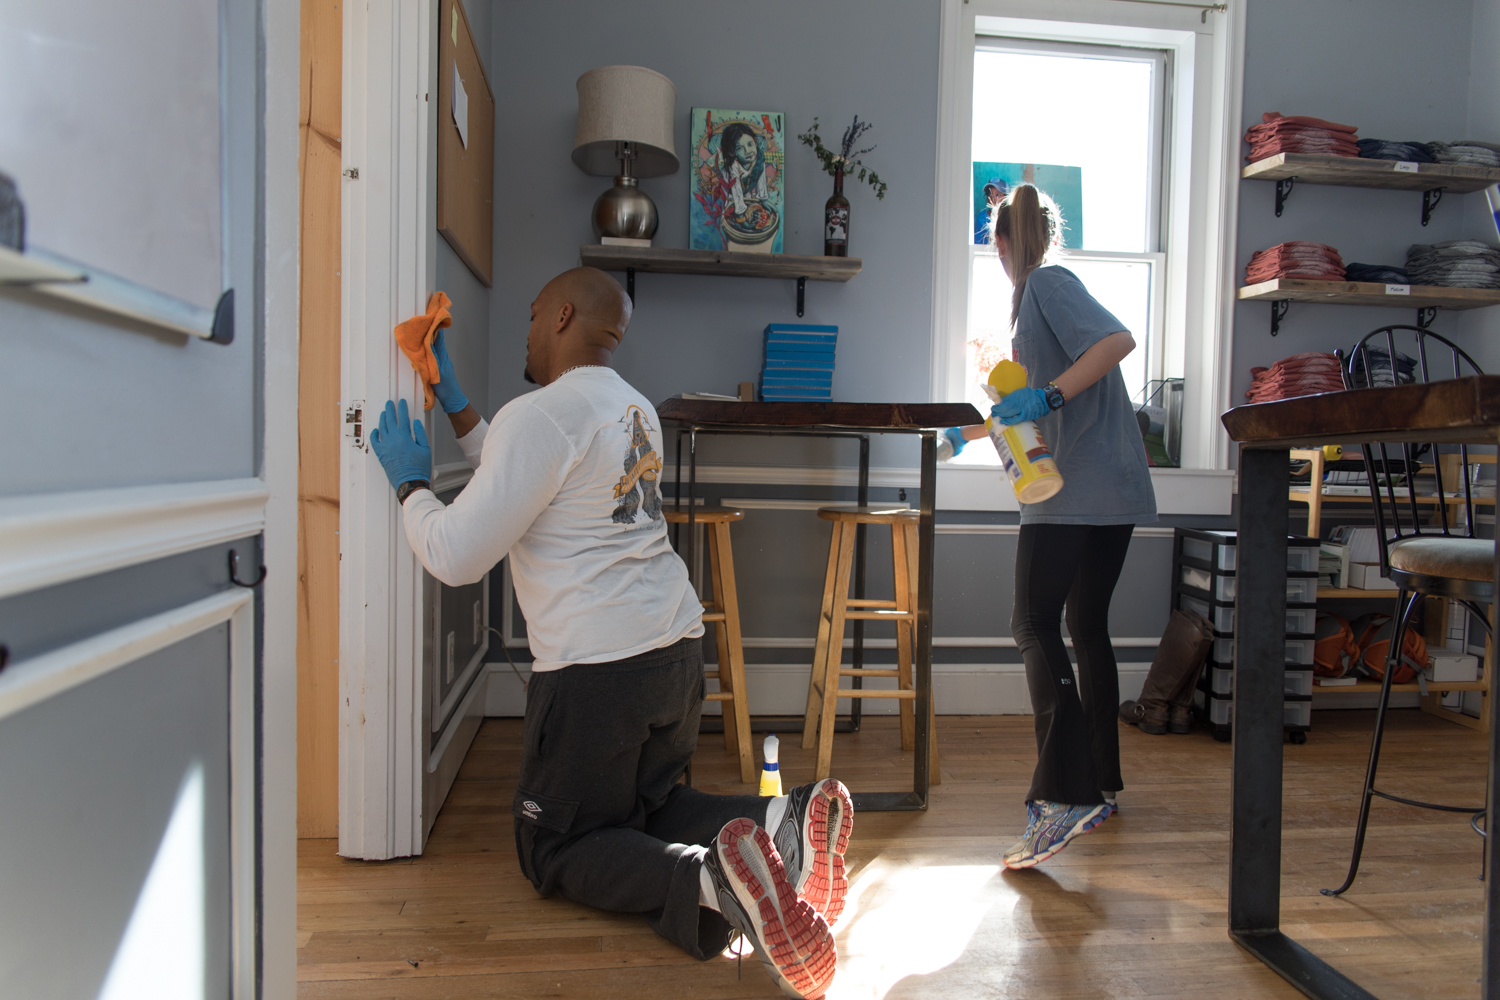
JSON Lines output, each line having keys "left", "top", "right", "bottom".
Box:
{"left": 1222, "top": 376, "right": 1500, "bottom": 1000}
{"left": 656, "top": 399, "right": 982, "bottom": 812}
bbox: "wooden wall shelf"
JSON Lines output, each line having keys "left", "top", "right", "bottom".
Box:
{"left": 579, "top": 245, "right": 861, "bottom": 282}
{"left": 1240, "top": 278, "right": 1500, "bottom": 310}
{"left": 1243, "top": 152, "right": 1500, "bottom": 193}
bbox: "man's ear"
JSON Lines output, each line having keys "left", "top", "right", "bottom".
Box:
{"left": 553, "top": 302, "right": 575, "bottom": 333}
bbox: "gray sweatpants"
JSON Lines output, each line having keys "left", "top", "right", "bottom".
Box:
{"left": 511, "top": 636, "right": 769, "bottom": 958}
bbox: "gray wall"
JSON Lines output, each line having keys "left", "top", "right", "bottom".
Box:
{"left": 1457, "top": 0, "right": 1500, "bottom": 368}
{"left": 486, "top": 0, "right": 939, "bottom": 469}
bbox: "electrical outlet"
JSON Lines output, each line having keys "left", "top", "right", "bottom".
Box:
{"left": 445, "top": 631, "right": 455, "bottom": 684}
{"left": 473, "top": 600, "right": 482, "bottom": 645}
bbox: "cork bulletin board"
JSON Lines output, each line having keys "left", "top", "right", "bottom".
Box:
{"left": 437, "top": 0, "right": 495, "bottom": 286}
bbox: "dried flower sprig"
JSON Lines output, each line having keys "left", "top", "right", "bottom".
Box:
{"left": 797, "top": 116, "right": 888, "bottom": 200}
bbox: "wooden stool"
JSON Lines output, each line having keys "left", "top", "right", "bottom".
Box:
{"left": 801, "top": 506, "right": 940, "bottom": 783}
{"left": 664, "top": 507, "right": 754, "bottom": 783}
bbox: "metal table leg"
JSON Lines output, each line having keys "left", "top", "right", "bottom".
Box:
{"left": 1488, "top": 429, "right": 1500, "bottom": 999}
{"left": 1231, "top": 447, "right": 1375, "bottom": 999}
{"left": 851, "top": 435, "right": 869, "bottom": 731}
{"left": 851, "top": 430, "right": 933, "bottom": 813}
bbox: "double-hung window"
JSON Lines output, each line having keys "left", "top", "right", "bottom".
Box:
{"left": 966, "top": 37, "right": 1168, "bottom": 418}
{"left": 932, "top": 1, "right": 1244, "bottom": 481}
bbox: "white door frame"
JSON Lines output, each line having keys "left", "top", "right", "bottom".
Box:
{"left": 339, "top": 0, "right": 434, "bottom": 860}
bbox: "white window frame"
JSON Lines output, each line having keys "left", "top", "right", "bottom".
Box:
{"left": 930, "top": 0, "right": 1246, "bottom": 474}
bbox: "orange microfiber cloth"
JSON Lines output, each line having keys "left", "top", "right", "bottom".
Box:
{"left": 394, "top": 291, "right": 452, "bottom": 410}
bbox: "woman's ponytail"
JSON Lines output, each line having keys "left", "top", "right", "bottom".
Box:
{"left": 991, "top": 183, "right": 1062, "bottom": 327}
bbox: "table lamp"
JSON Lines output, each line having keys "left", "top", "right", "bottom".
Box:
{"left": 572, "top": 65, "right": 678, "bottom": 243}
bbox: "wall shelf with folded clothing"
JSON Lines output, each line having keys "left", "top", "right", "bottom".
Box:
{"left": 1240, "top": 278, "right": 1500, "bottom": 310}
{"left": 578, "top": 245, "right": 861, "bottom": 318}
{"left": 1243, "top": 152, "right": 1500, "bottom": 194}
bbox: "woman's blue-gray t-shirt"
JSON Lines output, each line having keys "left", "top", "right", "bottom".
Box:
{"left": 1011, "top": 265, "right": 1157, "bottom": 526}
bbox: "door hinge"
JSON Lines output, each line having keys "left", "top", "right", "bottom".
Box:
{"left": 345, "top": 401, "right": 366, "bottom": 450}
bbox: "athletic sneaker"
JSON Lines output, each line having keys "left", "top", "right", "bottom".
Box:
{"left": 1003, "top": 800, "right": 1042, "bottom": 859}
{"left": 704, "top": 818, "right": 838, "bottom": 999}
{"left": 773, "top": 779, "right": 854, "bottom": 923}
{"left": 1002, "top": 800, "right": 1112, "bottom": 869}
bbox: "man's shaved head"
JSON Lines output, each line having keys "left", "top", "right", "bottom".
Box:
{"left": 523, "top": 267, "right": 633, "bottom": 385}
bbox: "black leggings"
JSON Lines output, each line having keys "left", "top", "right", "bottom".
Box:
{"left": 1012, "top": 523, "right": 1135, "bottom": 804}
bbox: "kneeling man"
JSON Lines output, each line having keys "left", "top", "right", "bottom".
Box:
{"left": 369, "top": 267, "right": 850, "bottom": 998}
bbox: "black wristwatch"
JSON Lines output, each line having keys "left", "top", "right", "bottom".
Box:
{"left": 1043, "top": 382, "right": 1067, "bottom": 411}
{"left": 395, "top": 479, "right": 431, "bottom": 505}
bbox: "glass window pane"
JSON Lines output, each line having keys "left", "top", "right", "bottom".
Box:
{"left": 963, "top": 256, "right": 1151, "bottom": 423}
{"left": 972, "top": 48, "right": 1157, "bottom": 253}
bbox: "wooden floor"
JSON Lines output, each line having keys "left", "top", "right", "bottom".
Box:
{"left": 298, "top": 711, "right": 1488, "bottom": 998}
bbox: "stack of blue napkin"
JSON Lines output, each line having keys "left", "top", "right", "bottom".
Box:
{"left": 760, "top": 324, "right": 836, "bottom": 401}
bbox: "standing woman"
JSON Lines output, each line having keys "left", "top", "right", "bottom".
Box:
{"left": 973, "top": 184, "right": 1157, "bottom": 869}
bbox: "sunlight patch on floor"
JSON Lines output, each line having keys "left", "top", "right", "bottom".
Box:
{"left": 826, "top": 860, "right": 1008, "bottom": 999}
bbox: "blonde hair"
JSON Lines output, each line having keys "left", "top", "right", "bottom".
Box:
{"left": 991, "top": 183, "right": 1063, "bottom": 327}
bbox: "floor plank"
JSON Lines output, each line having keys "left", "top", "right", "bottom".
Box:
{"left": 299, "top": 710, "right": 1487, "bottom": 998}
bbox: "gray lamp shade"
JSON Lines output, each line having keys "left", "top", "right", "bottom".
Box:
{"left": 572, "top": 65, "right": 679, "bottom": 177}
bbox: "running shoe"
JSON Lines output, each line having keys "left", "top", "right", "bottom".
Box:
{"left": 1003, "top": 799, "right": 1042, "bottom": 859}
{"left": 1002, "top": 800, "right": 1112, "bottom": 869}
{"left": 704, "top": 818, "right": 838, "bottom": 999}
{"left": 773, "top": 779, "right": 854, "bottom": 923}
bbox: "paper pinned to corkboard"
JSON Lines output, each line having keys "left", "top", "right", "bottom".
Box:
{"left": 437, "top": 0, "right": 493, "bottom": 286}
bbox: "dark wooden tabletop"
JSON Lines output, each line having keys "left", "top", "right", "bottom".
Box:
{"left": 1222, "top": 376, "right": 1500, "bottom": 448}
{"left": 656, "top": 398, "right": 983, "bottom": 430}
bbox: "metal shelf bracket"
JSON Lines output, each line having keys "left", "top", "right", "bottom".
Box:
{"left": 1422, "top": 187, "right": 1444, "bottom": 226}
{"left": 1417, "top": 305, "right": 1438, "bottom": 329}
{"left": 1270, "top": 298, "right": 1291, "bottom": 336}
{"left": 797, "top": 276, "right": 807, "bottom": 317}
{"left": 1275, "top": 176, "right": 1296, "bottom": 217}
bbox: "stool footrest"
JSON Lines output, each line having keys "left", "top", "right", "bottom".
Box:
{"left": 839, "top": 668, "right": 901, "bottom": 677}
{"left": 705, "top": 692, "right": 734, "bottom": 702}
{"left": 702, "top": 611, "right": 726, "bottom": 623}
{"left": 835, "top": 689, "right": 917, "bottom": 699}
{"left": 844, "top": 598, "right": 898, "bottom": 608}
{"left": 705, "top": 671, "right": 720, "bottom": 680}
{"left": 844, "top": 610, "right": 915, "bottom": 621}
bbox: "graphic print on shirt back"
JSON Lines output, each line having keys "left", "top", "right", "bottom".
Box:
{"left": 612, "top": 405, "right": 664, "bottom": 524}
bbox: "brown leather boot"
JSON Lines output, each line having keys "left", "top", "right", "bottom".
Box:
{"left": 1128, "top": 609, "right": 1214, "bottom": 735}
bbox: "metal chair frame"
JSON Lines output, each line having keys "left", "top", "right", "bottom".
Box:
{"left": 1324, "top": 325, "right": 1493, "bottom": 896}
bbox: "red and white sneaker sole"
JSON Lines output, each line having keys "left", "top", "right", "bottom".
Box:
{"left": 718, "top": 818, "right": 837, "bottom": 999}
{"left": 797, "top": 780, "right": 853, "bottom": 924}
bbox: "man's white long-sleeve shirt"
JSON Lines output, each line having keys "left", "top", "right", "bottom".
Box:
{"left": 400, "top": 366, "right": 702, "bottom": 672}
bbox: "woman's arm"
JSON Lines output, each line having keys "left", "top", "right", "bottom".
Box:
{"left": 1053, "top": 330, "right": 1135, "bottom": 401}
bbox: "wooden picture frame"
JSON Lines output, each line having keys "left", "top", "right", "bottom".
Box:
{"left": 437, "top": 0, "right": 494, "bottom": 286}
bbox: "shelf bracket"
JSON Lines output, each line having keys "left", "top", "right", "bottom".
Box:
{"left": 1270, "top": 298, "right": 1291, "bottom": 336}
{"left": 1422, "top": 187, "right": 1444, "bottom": 226}
{"left": 1417, "top": 306, "right": 1438, "bottom": 330}
{"left": 625, "top": 267, "right": 635, "bottom": 305}
{"left": 796, "top": 276, "right": 806, "bottom": 318}
{"left": 1275, "top": 176, "right": 1295, "bottom": 217}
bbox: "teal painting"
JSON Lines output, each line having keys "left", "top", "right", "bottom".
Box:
{"left": 972, "top": 162, "right": 1083, "bottom": 248}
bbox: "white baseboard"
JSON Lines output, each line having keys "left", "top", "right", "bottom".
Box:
{"left": 485, "top": 661, "right": 1155, "bottom": 718}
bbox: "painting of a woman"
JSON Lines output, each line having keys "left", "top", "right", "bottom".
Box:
{"left": 690, "top": 109, "right": 785, "bottom": 253}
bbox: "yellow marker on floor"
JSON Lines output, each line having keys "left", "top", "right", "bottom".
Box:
{"left": 982, "top": 359, "right": 1064, "bottom": 504}
{"left": 759, "top": 734, "right": 782, "bottom": 796}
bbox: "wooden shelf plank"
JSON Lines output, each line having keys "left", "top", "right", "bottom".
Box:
{"left": 579, "top": 244, "right": 861, "bottom": 282}
{"left": 1313, "top": 679, "right": 1487, "bottom": 693}
{"left": 1240, "top": 278, "right": 1500, "bottom": 310}
{"left": 1242, "top": 152, "right": 1500, "bottom": 193}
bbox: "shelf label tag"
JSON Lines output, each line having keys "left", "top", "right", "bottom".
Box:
{"left": 1385, "top": 283, "right": 1411, "bottom": 295}
{"left": 1394, "top": 161, "right": 1420, "bottom": 173}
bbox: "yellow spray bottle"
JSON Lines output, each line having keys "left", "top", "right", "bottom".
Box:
{"left": 981, "top": 360, "right": 1064, "bottom": 504}
{"left": 759, "top": 733, "right": 782, "bottom": 797}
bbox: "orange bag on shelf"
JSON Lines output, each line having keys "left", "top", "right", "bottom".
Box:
{"left": 1349, "top": 612, "right": 1428, "bottom": 684}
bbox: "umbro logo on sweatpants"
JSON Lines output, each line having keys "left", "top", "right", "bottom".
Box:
{"left": 522, "top": 800, "right": 542, "bottom": 818}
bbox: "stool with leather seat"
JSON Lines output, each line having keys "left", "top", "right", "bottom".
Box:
{"left": 664, "top": 507, "right": 755, "bottom": 783}
{"left": 1324, "top": 325, "right": 1494, "bottom": 896}
{"left": 801, "top": 505, "right": 940, "bottom": 784}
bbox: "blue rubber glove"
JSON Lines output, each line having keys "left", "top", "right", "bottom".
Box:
{"left": 991, "top": 386, "right": 1051, "bottom": 426}
{"left": 369, "top": 399, "right": 432, "bottom": 489}
{"left": 430, "top": 329, "right": 469, "bottom": 414}
{"left": 943, "top": 426, "right": 968, "bottom": 457}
